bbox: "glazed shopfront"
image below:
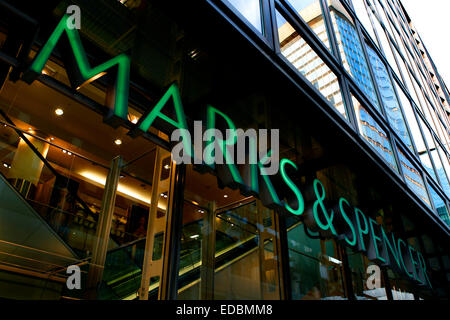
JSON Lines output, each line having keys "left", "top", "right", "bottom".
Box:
{"left": 0, "top": 0, "right": 448, "bottom": 300}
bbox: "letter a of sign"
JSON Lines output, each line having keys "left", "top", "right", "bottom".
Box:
{"left": 366, "top": 264, "right": 381, "bottom": 290}
{"left": 66, "top": 265, "right": 81, "bottom": 290}
{"left": 23, "top": 14, "right": 131, "bottom": 127}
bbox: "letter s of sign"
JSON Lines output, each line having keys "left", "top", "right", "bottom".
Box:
{"left": 66, "top": 5, "right": 81, "bottom": 30}
{"left": 66, "top": 265, "right": 81, "bottom": 290}
{"left": 366, "top": 264, "right": 381, "bottom": 290}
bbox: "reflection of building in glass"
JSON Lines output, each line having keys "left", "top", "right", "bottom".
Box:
{"left": 365, "top": 44, "right": 413, "bottom": 150}
{"left": 277, "top": 7, "right": 346, "bottom": 118}
{"left": 330, "top": 6, "right": 379, "bottom": 109}
{"left": 398, "top": 150, "right": 430, "bottom": 205}
{"left": 353, "top": 100, "right": 397, "bottom": 170}
{"left": 330, "top": 2, "right": 413, "bottom": 152}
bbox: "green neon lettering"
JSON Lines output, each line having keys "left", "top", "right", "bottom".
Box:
{"left": 258, "top": 150, "right": 282, "bottom": 206}
{"left": 311, "top": 179, "right": 337, "bottom": 235}
{"left": 28, "top": 15, "right": 130, "bottom": 121}
{"left": 138, "top": 83, "right": 192, "bottom": 157}
{"left": 417, "top": 251, "right": 432, "bottom": 288}
{"left": 205, "top": 106, "right": 243, "bottom": 184}
{"left": 368, "top": 218, "right": 386, "bottom": 264}
{"left": 354, "top": 208, "right": 368, "bottom": 251}
{"left": 279, "top": 159, "right": 304, "bottom": 215}
{"left": 338, "top": 198, "right": 357, "bottom": 247}
{"left": 408, "top": 246, "right": 419, "bottom": 282}
{"left": 380, "top": 228, "right": 401, "bottom": 270}
{"left": 397, "top": 239, "right": 415, "bottom": 279}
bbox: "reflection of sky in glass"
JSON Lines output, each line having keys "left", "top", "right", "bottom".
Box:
{"left": 287, "top": 0, "right": 317, "bottom": 10}
{"left": 352, "top": 97, "right": 397, "bottom": 171}
{"left": 365, "top": 44, "right": 413, "bottom": 151}
{"left": 333, "top": 12, "right": 379, "bottom": 110}
{"left": 397, "top": 150, "right": 431, "bottom": 206}
{"left": 227, "top": 0, "right": 263, "bottom": 33}
{"left": 429, "top": 186, "right": 450, "bottom": 226}
{"left": 286, "top": 0, "right": 331, "bottom": 50}
{"left": 276, "top": 11, "right": 347, "bottom": 119}
{"left": 437, "top": 145, "right": 450, "bottom": 198}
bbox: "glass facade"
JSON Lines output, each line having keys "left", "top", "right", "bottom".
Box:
{"left": 0, "top": 0, "right": 448, "bottom": 301}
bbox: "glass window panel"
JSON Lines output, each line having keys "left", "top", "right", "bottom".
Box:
{"left": 285, "top": 0, "right": 331, "bottom": 51}
{"left": 396, "top": 55, "right": 422, "bottom": 110}
{"left": 286, "top": 217, "right": 346, "bottom": 300}
{"left": 418, "top": 117, "right": 448, "bottom": 187}
{"left": 328, "top": 1, "right": 380, "bottom": 110}
{"left": 226, "top": 0, "right": 264, "bottom": 34}
{"left": 397, "top": 149, "right": 431, "bottom": 206}
{"left": 276, "top": 10, "right": 347, "bottom": 118}
{"left": 394, "top": 81, "right": 424, "bottom": 152}
{"left": 436, "top": 145, "right": 450, "bottom": 199}
{"left": 429, "top": 185, "right": 450, "bottom": 226}
{"left": 366, "top": 5, "right": 401, "bottom": 79}
{"left": 352, "top": 96, "right": 398, "bottom": 171}
{"left": 365, "top": 43, "right": 412, "bottom": 150}
{"left": 351, "top": 0, "right": 377, "bottom": 43}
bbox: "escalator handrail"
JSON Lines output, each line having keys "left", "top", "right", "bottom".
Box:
{"left": 0, "top": 111, "right": 96, "bottom": 219}
{"left": 105, "top": 237, "right": 147, "bottom": 255}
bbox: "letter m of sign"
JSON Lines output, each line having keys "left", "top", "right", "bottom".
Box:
{"left": 22, "top": 14, "right": 130, "bottom": 127}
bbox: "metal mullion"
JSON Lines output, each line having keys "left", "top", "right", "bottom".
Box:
{"left": 261, "top": 0, "right": 275, "bottom": 49}
{"left": 353, "top": 76, "right": 439, "bottom": 186}
{"left": 340, "top": 73, "right": 358, "bottom": 131}
{"left": 347, "top": 75, "right": 390, "bottom": 131}
{"left": 319, "top": 0, "right": 343, "bottom": 62}
{"left": 417, "top": 81, "right": 450, "bottom": 152}
{"left": 365, "top": 10, "right": 419, "bottom": 161}
{"left": 390, "top": 138, "right": 406, "bottom": 190}
{"left": 353, "top": 14, "right": 388, "bottom": 121}
{"left": 277, "top": 214, "right": 292, "bottom": 300}
{"left": 329, "top": 0, "right": 392, "bottom": 126}
{"left": 432, "top": 143, "right": 450, "bottom": 203}
{"left": 362, "top": 0, "right": 390, "bottom": 67}
{"left": 374, "top": 15, "right": 420, "bottom": 158}
{"left": 396, "top": 141, "right": 435, "bottom": 210}
{"left": 347, "top": 69, "right": 420, "bottom": 161}
{"left": 347, "top": 73, "right": 390, "bottom": 130}
{"left": 268, "top": 0, "right": 281, "bottom": 54}
{"left": 425, "top": 47, "right": 450, "bottom": 118}
{"left": 414, "top": 99, "right": 450, "bottom": 161}
{"left": 348, "top": 80, "right": 404, "bottom": 179}
{"left": 320, "top": 0, "right": 358, "bottom": 129}
{"left": 427, "top": 176, "right": 450, "bottom": 206}
{"left": 390, "top": 69, "right": 420, "bottom": 156}
{"left": 404, "top": 104, "right": 444, "bottom": 195}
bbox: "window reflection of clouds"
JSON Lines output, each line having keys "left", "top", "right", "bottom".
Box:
{"left": 397, "top": 150, "right": 431, "bottom": 206}
{"left": 227, "top": 0, "right": 263, "bottom": 33}
{"left": 429, "top": 186, "right": 450, "bottom": 226}
{"left": 352, "top": 96, "right": 397, "bottom": 171}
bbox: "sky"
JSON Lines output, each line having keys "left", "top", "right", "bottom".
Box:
{"left": 401, "top": 0, "right": 450, "bottom": 85}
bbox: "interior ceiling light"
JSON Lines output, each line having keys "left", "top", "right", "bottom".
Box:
{"left": 224, "top": 195, "right": 228, "bottom": 198}
{"left": 55, "top": 108, "right": 64, "bottom": 116}
{"left": 114, "top": 139, "right": 122, "bottom": 145}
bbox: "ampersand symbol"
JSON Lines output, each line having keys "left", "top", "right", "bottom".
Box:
{"left": 312, "top": 179, "right": 337, "bottom": 236}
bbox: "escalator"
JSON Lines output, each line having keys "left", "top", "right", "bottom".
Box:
{"left": 0, "top": 113, "right": 100, "bottom": 299}
{"left": 0, "top": 112, "right": 272, "bottom": 300}
{"left": 96, "top": 200, "right": 270, "bottom": 300}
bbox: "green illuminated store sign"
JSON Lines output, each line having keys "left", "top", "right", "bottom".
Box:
{"left": 24, "top": 15, "right": 432, "bottom": 289}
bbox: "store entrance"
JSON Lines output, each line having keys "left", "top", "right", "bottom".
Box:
{"left": 176, "top": 165, "right": 284, "bottom": 300}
